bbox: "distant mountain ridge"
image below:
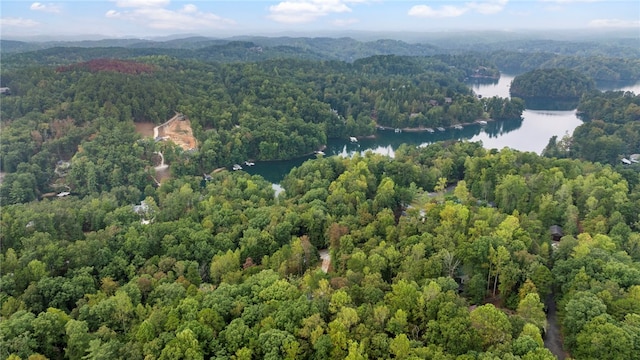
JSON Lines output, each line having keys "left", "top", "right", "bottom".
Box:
{"left": 0, "top": 36, "right": 444, "bottom": 63}
{"left": 2, "top": 33, "right": 639, "bottom": 82}
{"left": 3, "top": 31, "right": 639, "bottom": 60}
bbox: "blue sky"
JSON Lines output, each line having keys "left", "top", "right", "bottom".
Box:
{"left": 1, "top": 0, "right": 639, "bottom": 39}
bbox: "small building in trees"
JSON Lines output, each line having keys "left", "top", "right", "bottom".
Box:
{"left": 549, "top": 225, "right": 563, "bottom": 242}
{"left": 0, "top": 87, "right": 11, "bottom": 95}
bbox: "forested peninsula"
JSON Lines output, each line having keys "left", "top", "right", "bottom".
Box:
{"left": 1, "top": 35, "right": 640, "bottom": 360}
{"left": 543, "top": 89, "right": 640, "bottom": 164}
{"left": 509, "top": 69, "right": 595, "bottom": 100}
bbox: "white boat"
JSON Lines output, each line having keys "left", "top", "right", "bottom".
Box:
{"left": 349, "top": 136, "right": 358, "bottom": 143}
{"left": 426, "top": 128, "right": 435, "bottom": 133}
{"left": 244, "top": 161, "right": 255, "bottom": 166}
{"left": 437, "top": 127, "right": 446, "bottom": 132}
{"left": 477, "top": 120, "right": 488, "bottom": 125}
{"left": 232, "top": 164, "right": 243, "bottom": 171}
{"left": 394, "top": 128, "right": 402, "bottom": 133}
{"left": 454, "top": 125, "right": 464, "bottom": 130}
{"left": 315, "top": 150, "right": 325, "bottom": 155}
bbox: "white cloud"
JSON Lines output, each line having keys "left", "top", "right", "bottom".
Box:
{"left": 589, "top": 18, "right": 640, "bottom": 28}
{"left": 539, "top": 0, "right": 601, "bottom": 3}
{"left": 105, "top": 10, "right": 121, "bottom": 18}
{"left": 0, "top": 17, "right": 40, "bottom": 27}
{"left": 268, "top": 0, "right": 365, "bottom": 24}
{"left": 106, "top": 1, "right": 235, "bottom": 30}
{"left": 408, "top": 5, "right": 468, "bottom": 18}
{"left": 112, "top": 0, "right": 170, "bottom": 8}
{"left": 467, "top": 0, "right": 508, "bottom": 15}
{"left": 180, "top": 4, "right": 198, "bottom": 14}
{"left": 30, "top": 2, "right": 61, "bottom": 14}
{"left": 409, "top": 0, "right": 508, "bottom": 18}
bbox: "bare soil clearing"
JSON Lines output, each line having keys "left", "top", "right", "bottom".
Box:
{"left": 157, "top": 115, "right": 198, "bottom": 151}
{"left": 319, "top": 249, "right": 331, "bottom": 273}
{"left": 134, "top": 115, "right": 198, "bottom": 151}
{"left": 134, "top": 122, "right": 155, "bottom": 137}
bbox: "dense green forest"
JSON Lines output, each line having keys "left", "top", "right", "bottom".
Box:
{"left": 4, "top": 35, "right": 640, "bottom": 82}
{"left": 2, "top": 35, "right": 640, "bottom": 360}
{"left": 488, "top": 51, "right": 640, "bottom": 82}
{"left": 0, "top": 54, "right": 524, "bottom": 204}
{"left": 509, "top": 69, "right": 595, "bottom": 100}
{"left": 2, "top": 141, "right": 640, "bottom": 359}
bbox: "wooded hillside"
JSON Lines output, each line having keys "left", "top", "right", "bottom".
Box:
{"left": 2, "top": 142, "right": 640, "bottom": 359}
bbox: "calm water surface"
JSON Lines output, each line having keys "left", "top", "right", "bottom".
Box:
{"left": 246, "top": 75, "right": 640, "bottom": 183}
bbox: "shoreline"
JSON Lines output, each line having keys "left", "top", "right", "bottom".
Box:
{"left": 354, "top": 134, "right": 376, "bottom": 140}
{"left": 245, "top": 144, "right": 328, "bottom": 163}
{"left": 214, "top": 117, "right": 512, "bottom": 169}
{"left": 376, "top": 118, "right": 496, "bottom": 133}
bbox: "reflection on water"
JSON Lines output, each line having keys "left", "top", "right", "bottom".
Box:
{"left": 520, "top": 97, "right": 579, "bottom": 111}
{"left": 468, "top": 77, "right": 499, "bottom": 88}
{"left": 244, "top": 156, "right": 318, "bottom": 184}
{"left": 482, "top": 118, "right": 525, "bottom": 138}
{"left": 323, "top": 118, "right": 526, "bottom": 158}
{"left": 469, "top": 74, "right": 514, "bottom": 98}
{"left": 245, "top": 120, "right": 525, "bottom": 183}
{"left": 471, "top": 109, "right": 581, "bottom": 154}
{"left": 245, "top": 74, "right": 638, "bottom": 183}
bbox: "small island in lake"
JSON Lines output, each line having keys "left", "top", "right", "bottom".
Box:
{"left": 510, "top": 68, "right": 595, "bottom": 110}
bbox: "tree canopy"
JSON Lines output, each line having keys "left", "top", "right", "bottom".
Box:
{"left": 2, "top": 140, "right": 640, "bottom": 359}
{"left": 510, "top": 68, "right": 596, "bottom": 99}
{"left": 1, "top": 37, "right": 640, "bottom": 360}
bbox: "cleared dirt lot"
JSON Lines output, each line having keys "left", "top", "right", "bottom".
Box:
{"left": 157, "top": 117, "right": 197, "bottom": 151}
{"left": 135, "top": 115, "right": 197, "bottom": 151}
{"left": 134, "top": 122, "right": 155, "bottom": 137}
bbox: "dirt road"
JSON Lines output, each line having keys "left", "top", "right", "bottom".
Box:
{"left": 319, "top": 249, "right": 330, "bottom": 273}
{"left": 544, "top": 293, "right": 568, "bottom": 359}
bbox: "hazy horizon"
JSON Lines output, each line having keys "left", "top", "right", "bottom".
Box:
{"left": 2, "top": 0, "right": 639, "bottom": 41}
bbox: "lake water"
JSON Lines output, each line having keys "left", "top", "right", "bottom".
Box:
{"left": 246, "top": 74, "right": 640, "bottom": 183}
